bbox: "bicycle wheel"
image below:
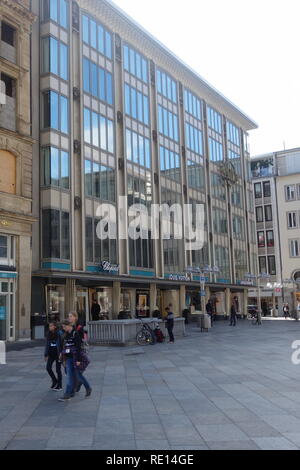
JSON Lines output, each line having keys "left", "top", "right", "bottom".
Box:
{"left": 136, "top": 330, "right": 152, "bottom": 346}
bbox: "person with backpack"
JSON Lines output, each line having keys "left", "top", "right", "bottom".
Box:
{"left": 44, "top": 322, "right": 63, "bottom": 391}
{"left": 58, "top": 320, "right": 92, "bottom": 402}
{"left": 165, "top": 307, "right": 175, "bottom": 344}
{"left": 68, "top": 311, "right": 89, "bottom": 395}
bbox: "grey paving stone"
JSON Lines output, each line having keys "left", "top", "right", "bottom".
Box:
{"left": 95, "top": 418, "right": 134, "bottom": 436}
{"left": 13, "top": 426, "right": 54, "bottom": 440}
{"left": 282, "top": 433, "right": 300, "bottom": 447}
{"left": 261, "top": 415, "right": 300, "bottom": 433}
{"left": 5, "top": 439, "right": 48, "bottom": 450}
{"left": 253, "top": 437, "right": 299, "bottom": 450}
{"left": 47, "top": 427, "right": 95, "bottom": 448}
{"left": 235, "top": 421, "right": 281, "bottom": 438}
{"left": 93, "top": 439, "right": 137, "bottom": 450}
{"left": 136, "top": 440, "right": 171, "bottom": 450}
{"left": 134, "top": 423, "right": 167, "bottom": 440}
{"left": 195, "top": 423, "right": 249, "bottom": 442}
{"left": 207, "top": 440, "right": 260, "bottom": 450}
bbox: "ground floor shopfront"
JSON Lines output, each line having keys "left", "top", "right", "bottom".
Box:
{"left": 32, "top": 272, "right": 250, "bottom": 326}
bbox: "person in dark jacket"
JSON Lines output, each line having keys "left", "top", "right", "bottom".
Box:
{"left": 206, "top": 300, "right": 214, "bottom": 324}
{"left": 58, "top": 320, "right": 92, "bottom": 402}
{"left": 165, "top": 307, "right": 175, "bottom": 343}
{"left": 44, "top": 322, "right": 63, "bottom": 391}
{"left": 91, "top": 300, "right": 101, "bottom": 321}
{"left": 230, "top": 302, "right": 237, "bottom": 327}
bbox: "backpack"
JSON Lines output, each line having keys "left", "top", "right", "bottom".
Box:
{"left": 154, "top": 327, "right": 165, "bottom": 343}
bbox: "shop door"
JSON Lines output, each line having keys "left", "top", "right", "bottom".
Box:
{"left": 76, "top": 289, "right": 89, "bottom": 326}
{"left": 0, "top": 279, "right": 15, "bottom": 341}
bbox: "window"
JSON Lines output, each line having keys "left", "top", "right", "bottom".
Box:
{"left": 226, "top": 121, "right": 240, "bottom": 147}
{"left": 211, "top": 173, "right": 226, "bottom": 201}
{"left": 85, "top": 160, "right": 115, "bottom": 202}
{"left": 0, "top": 235, "right": 15, "bottom": 266}
{"left": 126, "top": 129, "right": 151, "bottom": 169}
{"left": 185, "top": 123, "right": 203, "bottom": 155}
{"left": 257, "top": 231, "right": 265, "bottom": 248}
{"left": 207, "top": 107, "right": 222, "bottom": 134}
{"left": 83, "top": 108, "right": 114, "bottom": 153}
{"left": 124, "top": 44, "right": 148, "bottom": 83}
{"left": 43, "top": 91, "right": 69, "bottom": 134}
{"left": 263, "top": 181, "right": 271, "bottom": 198}
{"left": 157, "top": 69, "right": 177, "bottom": 103}
{"left": 286, "top": 185, "right": 296, "bottom": 201}
{"left": 256, "top": 207, "right": 263, "bottom": 223}
{"left": 213, "top": 208, "right": 228, "bottom": 234}
{"left": 297, "top": 184, "right": 300, "bottom": 200}
{"left": 82, "top": 58, "right": 114, "bottom": 105}
{"left": 43, "top": 0, "right": 68, "bottom": 29}
{"left": 233, "top": 216, "right": 244, "bottom": 240}
{"left": 1, "top": 73, "right": 15, "bottom": 98}
{"left": 184, "top": 89, "right": 202, "bottom": 120}
{"left": 290, "top": 240, "right": 300, "bottom": 258}
{"left": 82, "top": 14, "right": 112, "bottom": 59}
{"left": 264, "top": 205, "right": 272, "bottom": 222}
{"left": 268, "top": 256, "right": 276, "bottom": 275}
{"left": 42, "top": 37, "right": 68, "bottom": 80}
{"left": 42, "top": 209, "right": 70, "bottom": 260}
{"left": 288, "top": 212, "right": 298, "bottom": 229}
{"left": 259, "top": 256, "right": 267, "bottom": 274}
{"left": 231, "top": 185, "right": 242, "bottom": 207}
{"left": 158, "top": 105, "right": 178, "bottom": 142}
{"left": 43, "top": 147, "right": 69, "bottom": 189}
{"left": 1, "top": 22, "right": 15, "bottom": 46}
{"left": 187, "top": 160, "right": 204, "bottom": 189}
{"left": 124, "top": 84, "right": 149, "bottom": 125}
{"left": 254, "top": 183, "right": 262, "bottom": 199}
{"left": 266, "top": 230, "right": 274, "bottom": 247}
{"left": 160, "top": 146, "right": 181, "bottom": 182}
{"left": 209, "top": 137, "right": 223, "bottom": 162}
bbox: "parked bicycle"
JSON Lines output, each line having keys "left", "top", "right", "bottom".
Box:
{"left": 136, "top": 319, "right": 157, "bottom": 346}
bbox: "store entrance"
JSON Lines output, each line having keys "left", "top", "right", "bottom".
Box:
{"left": 0, "top": 279, "right": 15, "bottom": 341}
{"left": 76, "top": 288, "right": 89, "bottom": 326}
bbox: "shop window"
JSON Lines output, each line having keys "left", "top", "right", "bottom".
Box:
{"left": 46, "top": 285, "right": 65, "bottom": 322}
{"left": 0, "top": 150, "right": 16, "bottom": 194}
{"left": 1, "top": 73, "right": 15, "bottom": 98}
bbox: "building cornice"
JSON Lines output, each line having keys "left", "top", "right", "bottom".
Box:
{"left": 0, "top": 0, "right": 37, "bottom": 25}
{"left": 0, "top": 210, "right": 37, "bottom": 225}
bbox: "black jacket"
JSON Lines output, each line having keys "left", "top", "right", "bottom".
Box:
{"left": 230, "top": 305, "right": 237, "bottom": 316}
{"left": 91, "top": 303, "right": 101, "bottom": 321}
{"left": 44, "top": 331, "right": 63, "bottom": 358}
{"left": 166, "top": 311, "right": 174, "bottom": 328}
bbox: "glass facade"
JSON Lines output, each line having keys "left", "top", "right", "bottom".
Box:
{"left": 82, "top": 14, "right": 112, "bottom": 59}
{"left": 42, "top": 37, "right": 68, "bottom": 80}
{"left": 43, "top": 0, "right": 69, "bottom": 29}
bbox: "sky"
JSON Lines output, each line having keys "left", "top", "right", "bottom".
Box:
{"left": 111, "top": 0, "right": 300, "bottom": 156}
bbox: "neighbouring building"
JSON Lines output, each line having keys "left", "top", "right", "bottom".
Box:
{"left": 30, "top": 0, "right": 257, "bottom": 326}
{"left": 0, "top": 0, "right": 36, "bottom": 341}
{"left": 251, "top": 148, "right": 300, "bottom": 314}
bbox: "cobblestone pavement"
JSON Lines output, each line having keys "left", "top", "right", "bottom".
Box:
{"left": 1, "top": 320, "right": 300, "bottom": 450}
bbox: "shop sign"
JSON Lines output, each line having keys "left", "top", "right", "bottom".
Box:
{"left": 100, "top": 261, "right": 119, "bottom": 274}
{"left": 169, "top": 273, "right": 192, "bottom": 282}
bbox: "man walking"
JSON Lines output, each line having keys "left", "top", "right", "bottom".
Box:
{"left": 91, "top": 299, "right": 101, "bottom": 321}
{"left": 230, "top": 301, "right": 237, "bottom": 327}
{"left": 165, "top": 307, "right": 175, "bottom": 343}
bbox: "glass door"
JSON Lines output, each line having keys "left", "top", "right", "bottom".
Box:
{"left": 0, "top": 279, "right": 15, "bottom": 341}
{"left": 0, "top": 293, "right": 8, "bottom": 341}
{"left": 76, "top": 288, "right": 89, "bottom": 326}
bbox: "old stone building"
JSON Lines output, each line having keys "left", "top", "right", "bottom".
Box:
{"left": 0, "top": 0, "right": 36, "bottom": 341}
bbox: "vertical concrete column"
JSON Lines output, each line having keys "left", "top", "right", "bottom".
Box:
{"left": 112, "top": 281, "right": 121, "bottom": 319}
{"left": 17, "top": 235, "right": 32, "bottom": 340}
{"left": 65, "top": 279, "right": 76, "bottom": 314}
{"left": 225, "top": 288, "right": 231, "bottom": 318}
{"left": 130, "top": 289, "right": 136, "bottom": 318}
{"left": 205, "top": 286, "right": 210, "bottom": 305}
{"left": 150, "top": 284, "right": 157, "bottom": 317}
{"left": 179, "top": 285, "right": 186, "bottom": 316}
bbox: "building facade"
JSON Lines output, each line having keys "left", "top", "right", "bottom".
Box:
{"left": 30, "top": 0, "right": 257, "bottom": 325}
{"left": 0, "top": 0, "right": 36, "bottom": 341}
{"left": 251, "top": 148, "right": 300, "bottom": 313}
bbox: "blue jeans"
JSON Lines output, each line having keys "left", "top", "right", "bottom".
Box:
{"left": 65, "top": 358, "right": 75, "bottom": 396}
{"left": 75, "top": 368, "right": 91, "bottom": 391}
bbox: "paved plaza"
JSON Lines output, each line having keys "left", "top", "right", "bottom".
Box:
{"left": 2, "top": 320, "right": 300, "bottom": 450}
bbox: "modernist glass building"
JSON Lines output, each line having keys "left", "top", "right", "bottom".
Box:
{"left": 31, "top": 0, "right": 257, "bottom": 323}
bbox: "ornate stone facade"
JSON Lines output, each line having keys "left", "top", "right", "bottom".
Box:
{"left": 0, "top": 0, "right": 36, "bottom": 341}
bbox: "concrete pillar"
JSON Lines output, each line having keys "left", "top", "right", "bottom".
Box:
{"left": 112, "top": 281, "right": 121, "bottom": 319}
{"left": 179, "top": 285, "right": 186, "bottom": 315}
{"left": 65, "top": 279, "right": 76, "bottom": 314}
{"left": 205, "top": 286, "right": 210, "bottom": 305}
{"left": 130, "top": 289, "right": 136, "bottom": 318}
{"left": 150, "top": 284, "right": 157, "bottom": 317}
{"left": 225, "top": 288, "right": 231, "bottom": 318}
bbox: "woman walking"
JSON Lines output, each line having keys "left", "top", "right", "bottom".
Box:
{"left": 58, "top": 320, "right": 91, "bottom": 402}
{"left": 44, "top": 322, "right": 63, "bottom": 391}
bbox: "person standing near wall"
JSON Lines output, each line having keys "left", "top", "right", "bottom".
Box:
{"left": 165, "top": 307, "right": 175, "bottom": 343}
